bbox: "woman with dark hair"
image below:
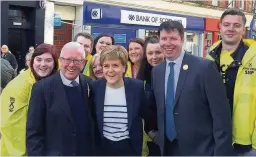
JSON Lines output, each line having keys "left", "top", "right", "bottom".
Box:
{"left": 137, "top": 35, "right": 164, "bottom": 88}
{"left": 0, "top": 43, "right": 58, "bottom": 156}
{"left": 137, "top": 35, "right": 164, "bottom": 156}
{"left": 126, "top": 38, "right": 144, "bottom": 78}
{"left": 92, "top": 34, "right": 115, "bottom": 55}
{"left": 84, "top": 34, "right": 115, "bottom": 78}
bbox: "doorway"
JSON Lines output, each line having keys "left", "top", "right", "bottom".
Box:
{"left": 8, "top": 29, "right": 27, "bottom": 71}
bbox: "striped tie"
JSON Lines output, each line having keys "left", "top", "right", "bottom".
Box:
{"left": 71, "top": 80, "right": 79, "bottom": 87}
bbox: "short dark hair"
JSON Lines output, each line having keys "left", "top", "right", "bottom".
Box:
{"left": 221, "top": 8, "right": 246, "bottom": 26}
{"left": 158, "top": 21, "right": 184, "bottom": 39}
{"left": 73, "top": 32, "right": 94, "bottom": 48}
{"left": 144, "top": 35, "right": 159, "bottom": 53}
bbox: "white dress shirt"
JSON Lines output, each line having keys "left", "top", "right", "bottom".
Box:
{"left": 165, "top": 52, "right": 185, "bottom": 99}
{"left": 60, "top": 70, "right": 80, "bottom": 87}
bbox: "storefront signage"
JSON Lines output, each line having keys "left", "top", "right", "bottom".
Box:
{"left": 54, "top": 14, "right": 62, "bottom": 27}
{"left": 120, "top": 10, "right": 186, "bottom": 28}
{"left": 114, "top": 34, "right": 126, "bottom": 43}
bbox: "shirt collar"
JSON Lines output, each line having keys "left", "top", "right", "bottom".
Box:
{"left": 166, "top": 51, "right": 185, "bottom": 65}
{"left": 60, "top": 70, "right": 80, "bottom": 87}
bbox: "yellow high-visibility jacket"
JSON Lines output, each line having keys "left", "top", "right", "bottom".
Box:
{"left": 125, "top": 61, "right": 132, "bottom": 78}
{"left": 206, "top": 39, "right": 256, "bottom": 149}
{"left": 0, "top": 69, "right": 36, "bottom": 156}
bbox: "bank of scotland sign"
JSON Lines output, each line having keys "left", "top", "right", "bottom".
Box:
{"left": 120, "top": 10, "right": 186, "bottom": 28}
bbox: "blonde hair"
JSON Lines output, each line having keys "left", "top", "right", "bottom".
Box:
{"left": 89, "top": 53, "right": 100, "bottom": 80}
{"left": 100, "top": 45, "right": 128, "bottom": 67}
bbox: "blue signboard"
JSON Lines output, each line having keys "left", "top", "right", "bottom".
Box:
{"left": 92, "top": 33, "right": 100, "bottom": 39}
{"left": 114, "top": 34, "right": 126, "bottom": 43}
{"left": 54, "top": 14, "right": 62, "bottom": 27}
{"left": 83, "top": 2, "right": 204, "bottom": 31}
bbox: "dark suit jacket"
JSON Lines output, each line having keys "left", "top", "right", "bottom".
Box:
{"left": 152, "top": 53, "right": 234, "bottom": 156}
{"left": 1, "top": 52, "right": 18, "bottom": 70}
{"left": 90, "top": 78, "right": 152, "bottom": 156}
{"left": 26, "top": 72, "right": 95, "bottom": 156}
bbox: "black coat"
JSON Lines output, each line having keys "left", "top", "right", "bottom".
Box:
{"left": 26, "top": 72, "right": 95, "bottom": 156}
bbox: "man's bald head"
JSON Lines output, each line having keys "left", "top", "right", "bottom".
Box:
{"left": 1, "top": 45, "right": 9, "bottom": 53}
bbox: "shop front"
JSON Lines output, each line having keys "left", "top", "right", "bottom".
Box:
{"left": 204, "top": 18, "right": 221, "bottom": 57}
{"left": 83, "top": 2, "right": 205, "bottom": 56}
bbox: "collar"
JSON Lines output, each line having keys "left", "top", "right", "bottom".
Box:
{"left": 60, "top": 70, "right": 80, "bottom": 87}
{"left": 166, "top": 51, "right": 185, "bottom": 65}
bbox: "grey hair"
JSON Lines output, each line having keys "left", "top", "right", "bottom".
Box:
{"left": 60, "top": 42, "right": 85, "bottom": 59}
{"left": 25, "top": 52, "right": 33, "bottom": 60}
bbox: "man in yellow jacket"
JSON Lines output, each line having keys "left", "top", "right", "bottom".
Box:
{"left": 206, "top": 8, "right": 256, "bottom": 156}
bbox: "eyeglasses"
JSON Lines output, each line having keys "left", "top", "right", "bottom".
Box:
{"left": 60, "top": 57, "right": 84, "bottom": 65}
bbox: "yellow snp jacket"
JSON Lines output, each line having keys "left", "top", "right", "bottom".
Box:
{"left": 206, "top": 39, "right": 256, "bottom": 149}
{"left": 0, "top": 69, "right": 36, "bottom": 156}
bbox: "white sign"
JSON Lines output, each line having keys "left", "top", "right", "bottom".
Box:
{"left": 91, "top": 8, "right": 102, "bottom": 19}
{"left": 13, "top": 22, "right": 22, "bottom": 26}
{"left": 120, "top": 10, "right": 187, "bottom": 28}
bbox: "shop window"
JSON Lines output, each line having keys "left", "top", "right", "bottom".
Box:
{"left": 145, "top": 30, "right": 158, "bottom": 37}
{"left": 54, "top": 35, "right": 64, "bottom": 41}
{"left": 8, "top": 5, "right": 30, "bottom": 22}
{"left": 218, "top": 33, "right": 222, "bottom": 40}
{"left": 184, "top": 32, "right": 200, "bottom": 56}
{"left": 240, "top": 0, "right": 244, "bottom": 10}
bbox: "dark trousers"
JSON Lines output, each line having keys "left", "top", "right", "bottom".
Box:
{"left": 164, "top": 137, "right": 179, "bottom": 156}
{"left": 100, "top": 137, "right": 136, "bottom": 156}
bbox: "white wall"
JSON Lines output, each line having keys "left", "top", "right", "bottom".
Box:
{"left": 73, "top": 5, "right": 84, "bottom": 40}
{"left": 54, "top": 5, "right": 76, "bottom": 21}
{"left": 84, "top": 0, "right": 253, "bottom": 27}
{"left": 44, "top": 1, "right": 54, "bottom": 44}
{"left": 49, "top": 0, "right": 84, "bottom": 5}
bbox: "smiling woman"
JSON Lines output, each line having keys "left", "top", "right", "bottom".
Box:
{"left": 90, "top": 45, "right": 155, "bottom": 156}
{"left": 0, "top": 43, "right": 58, "bottom": 156}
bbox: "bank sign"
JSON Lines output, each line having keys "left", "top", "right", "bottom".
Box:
{"left": 120, "top": 10, "right": 187, "bottom": 28}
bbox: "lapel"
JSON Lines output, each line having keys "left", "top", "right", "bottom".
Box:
{"left": 174, "top": 53, "right": 190, "bottom": 106}
{"left": 79, "top": 74, "right": 90, "bottom": 98}
{"left": 97, "top": 79, "right": 106, "bottom": 135}
{"left": 54, "top": 71, "right": 74, "bottom": 123}
{"left": 124, "top": 78, "right": 134, "bottom": 130}
{"left": 158, "top": 61, "right": 166, "bottom": 109}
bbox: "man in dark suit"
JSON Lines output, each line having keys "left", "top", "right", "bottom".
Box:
{"left": 26, "top": 42, "right": 95, "bottom": 156}
{"left": 1, "top": 45, "right": 18, "bottom": 72}
{"left": 152, "top": 21, "right": 234, "bottom": 156}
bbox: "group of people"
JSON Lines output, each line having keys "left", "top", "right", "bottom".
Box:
{"left": 1, "top": 45, "right": 34, "bottom": 92}
{"left": 0, "top": 8, "right": 255, "bottom": 156}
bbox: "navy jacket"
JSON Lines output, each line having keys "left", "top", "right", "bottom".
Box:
{"left": 152, "top": 53, "right": 234, "bottom": 156}
{"left": 26, "top": 72, "right": 95, "bottom": 156}
{"left": 90, "top": 78, "right": 153, "bottom": 156}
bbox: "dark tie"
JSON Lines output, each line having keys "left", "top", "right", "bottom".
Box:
{"left": 166, "top": 62, "right": 176, "bottom": 141}
{"left": 71, "top": 80, "right": 79, "bottom": 87}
